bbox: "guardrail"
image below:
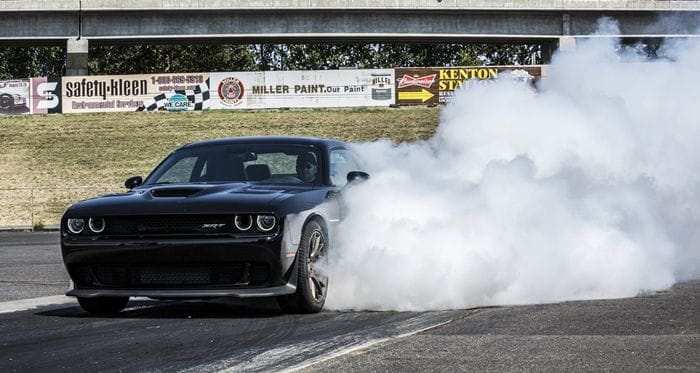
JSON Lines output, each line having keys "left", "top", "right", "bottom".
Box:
{"left": 0, "top": 186, "right": 116, "bottom": 230}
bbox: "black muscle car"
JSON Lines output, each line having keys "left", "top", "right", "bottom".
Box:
{"left": 60, "top": 136, "right": 368, "bottom": 314}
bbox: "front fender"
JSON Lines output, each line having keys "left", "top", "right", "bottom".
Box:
{"left": 279, "top": 202, "right": 337, "bottom": 274}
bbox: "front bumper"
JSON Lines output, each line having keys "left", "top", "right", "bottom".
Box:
{"left": 61, "top": 235, "right": 298, "bottom": 299}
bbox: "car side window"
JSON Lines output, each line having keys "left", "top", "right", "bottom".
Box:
{"left": 330, "top": 149, "right": 360, "bottom": 187}
{"left": 245, "top": 153, "right": 294, "bottom": 175}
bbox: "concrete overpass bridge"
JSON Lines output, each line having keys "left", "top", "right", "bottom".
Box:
{"left": 1, "top": 0, "right": 699, "bottom": 75}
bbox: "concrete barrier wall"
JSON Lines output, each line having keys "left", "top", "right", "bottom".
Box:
{"left": 2, "top": 0, "right": 700, "bottom": 11}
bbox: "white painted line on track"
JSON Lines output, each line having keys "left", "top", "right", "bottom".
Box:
{"left": 280, "top": 318, "right": 452, "bottom": 373}
{"left": 0, "top": 296, "right": 157, "bottom": 315}
{"left": 0, "top": 295, "right": 76, "bottom": 314}
{"left": 186, "top": 313, "right": 454, "bottom": 373}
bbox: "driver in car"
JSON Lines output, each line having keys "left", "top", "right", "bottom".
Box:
{"left": 296, "top": 152, "right": 318, "bottom": 183}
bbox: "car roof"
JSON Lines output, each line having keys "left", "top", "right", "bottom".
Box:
{"left": 178, "top": 136, "right": 346, "bottom": 151}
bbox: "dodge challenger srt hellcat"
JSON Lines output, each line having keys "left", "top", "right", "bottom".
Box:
{"left": 61, "top": 136, "right": 368, "bottom": 314}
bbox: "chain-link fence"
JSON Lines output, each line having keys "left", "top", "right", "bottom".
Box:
{"left": 0, "top": 186, "right": 116, "bottom": 229}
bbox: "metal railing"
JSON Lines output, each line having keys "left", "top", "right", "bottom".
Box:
{"left": 0, "top": 185, "right": 116, "bottom": 230}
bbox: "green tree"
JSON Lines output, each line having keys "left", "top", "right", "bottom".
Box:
{"left": 88, "top": 45, "right": 257, "bottom": 74}
{"left": 280, "top": 44, "right": 377, "bottom": 70}
{"left": 1, "top": 42, "right": 545, "bottom": 79}
{"left": 0, "top": 47, "right": 64, "bottom": 79}
{"left": 468, "top": 44, "right": 541, "bottom": 65}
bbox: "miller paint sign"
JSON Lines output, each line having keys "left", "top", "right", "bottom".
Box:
{"left": 208, "top": 69, "right": 395, "bottom": 109}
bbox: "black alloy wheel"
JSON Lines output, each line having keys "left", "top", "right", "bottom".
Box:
{"left": 77, "top": 296, "right": 130, "bottom": 315}
{"left": 277, "top": 219, "right": 328, "bottom": 313}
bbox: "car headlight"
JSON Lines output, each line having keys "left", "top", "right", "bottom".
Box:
{"left": 234, "top": 214, "right": 253, "bottom": 231}
{"left": 88, "top": 217, "right": 105, "bottom": 233}
{"left": 66, "top": 218, "right": 85, "bottom": 234}
{"left": 256, "top": 214, "right": 276, "bottom": 232}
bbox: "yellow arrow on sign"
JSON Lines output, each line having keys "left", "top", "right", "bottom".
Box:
{"left": 398, "top": 89, "right": 435, "bottom": 103}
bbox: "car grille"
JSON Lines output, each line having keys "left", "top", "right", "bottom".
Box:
{"left": 71, "top": 263, "right": 271, "bottom": 288}
{"left": 99, "top": 215, "right": 277, "bottom": 237}
{"left": 105, "top": 215, "right": 233, "bottom": 235}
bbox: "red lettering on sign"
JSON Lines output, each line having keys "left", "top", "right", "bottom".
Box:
{"left": 397, "top": 74, "right": 437, "bottom": 89}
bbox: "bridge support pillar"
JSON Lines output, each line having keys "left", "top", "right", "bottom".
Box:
{"left": 66, "top": 38, "right": 88, "bottom": 76}
{"left": 559, "top": 36, "right": 577, "bottom": 52}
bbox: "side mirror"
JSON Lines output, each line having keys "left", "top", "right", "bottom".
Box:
{"left": 346, "top": 171, "right": 370, "bottom": 184}
{"left": 125, "top": 176, "right": 143, "bottom": 190}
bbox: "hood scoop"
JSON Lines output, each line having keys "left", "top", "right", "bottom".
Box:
{"left": 151, "top": 187, "right": 203, "bottom": 198}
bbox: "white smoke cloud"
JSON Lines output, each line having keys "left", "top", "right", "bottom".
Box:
{"left": 326, "top": 24, "right": 700, "bottom": 311}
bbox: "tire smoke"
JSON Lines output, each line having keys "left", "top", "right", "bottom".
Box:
{"left": 327, "top": 24, "right": 700, "bottom": 311}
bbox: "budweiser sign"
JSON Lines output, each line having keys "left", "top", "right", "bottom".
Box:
{"left": 397, "top": 74, "right": 437, "bottom": 89}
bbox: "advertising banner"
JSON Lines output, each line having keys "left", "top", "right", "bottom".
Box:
{"left": 30, "top": 77, "right": 62, "bottom": 114}
{"left": 0, "top": 79, "right": 30, "bottom": 115}
{"left": 395, "top": 66, "right": 542, "bottom": 106}
{"left": 208, "top": 69, "right": 394, "bottom": 109}
{"left": 58, "top": 73, "right": 209, "bottom": 113}
{"left": 12, "top": 66, "right": 549, "bottom": 115}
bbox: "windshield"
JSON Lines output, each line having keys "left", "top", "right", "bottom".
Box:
{"left": 144, "top": 143, "right": 322, "bottom": 186}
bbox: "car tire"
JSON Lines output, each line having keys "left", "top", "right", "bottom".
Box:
{"left": 77, "top": 296, "right": 129, "bottom": 314}
{"left": 277, "top": 219, "right": 328, "bottom": 314}
{"left": 0, "top": 94, "right": 13, "bottom": 111}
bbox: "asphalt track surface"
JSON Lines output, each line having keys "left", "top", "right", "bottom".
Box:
{"left": 0, "top": 232, "right": 67, "bottom": 302}
{"left": 0, "top": 232, "right": 698, "bottom": 372}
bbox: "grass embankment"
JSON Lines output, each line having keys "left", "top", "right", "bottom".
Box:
{"left": 0, "top": 107, "right": 440, "bottom": 226}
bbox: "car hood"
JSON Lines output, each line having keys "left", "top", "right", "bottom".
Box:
{"left": 67, "top": 183, "right": 315, "bottom": 216}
